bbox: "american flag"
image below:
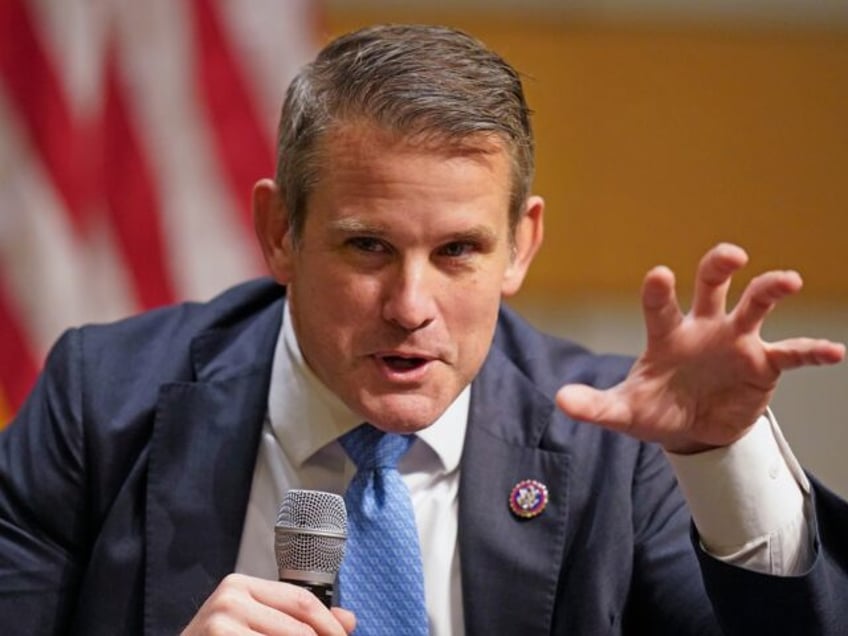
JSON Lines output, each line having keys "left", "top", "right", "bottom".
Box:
{"left": 0, "top": 0, "right": 317, "bottom": 425}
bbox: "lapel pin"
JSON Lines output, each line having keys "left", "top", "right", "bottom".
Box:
{"left": 509, "top": 479, "right": 549, "bottom": 519}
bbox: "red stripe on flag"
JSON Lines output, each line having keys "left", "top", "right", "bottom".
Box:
{"left": 0, "top": 277, "right": 39, "bottom": 417}
{"left": 101, "top": 46, "right": 176, "bottom": 309}
{"left": 191, "top": 0, "right": 276, "bottom": 229}
{"left": 0, "top": 0, "right": 94, "bottom": 231}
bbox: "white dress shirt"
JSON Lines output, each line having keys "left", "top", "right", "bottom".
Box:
{"left": 235, "top": 302, "right": 467, "bottom": 634}
{"left": 236, "top": 303, "right": 812, "bottom": 635}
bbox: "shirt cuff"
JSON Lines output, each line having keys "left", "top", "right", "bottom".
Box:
{"left": 665, "top": 410, "right": 812, "bottom": 574}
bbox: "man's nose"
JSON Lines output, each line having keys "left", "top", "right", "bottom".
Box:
{"left": 381, "top": 259, "right": 437, "bottom": 332}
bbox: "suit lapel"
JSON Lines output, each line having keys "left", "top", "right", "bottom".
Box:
{"left": 460, "top": 346, "right": 571, "bottom": 636}
{"left": 144, "top": 300, "right": 282, "bottom": 634}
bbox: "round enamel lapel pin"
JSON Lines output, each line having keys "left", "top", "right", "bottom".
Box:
{"left": 508, "top": 479, "right": 549, "bottom": 519}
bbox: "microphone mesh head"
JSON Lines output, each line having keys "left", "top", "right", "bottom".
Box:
{"left": 275, "top": 489, "right": 347, "bottom": 581}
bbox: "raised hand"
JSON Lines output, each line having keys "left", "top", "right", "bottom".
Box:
{"left": 556, "top": 243, "right": 845, "bottom": 454}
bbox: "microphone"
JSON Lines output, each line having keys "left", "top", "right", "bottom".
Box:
{"left": 275, "top": 489, "right": 348, "bottom": 608}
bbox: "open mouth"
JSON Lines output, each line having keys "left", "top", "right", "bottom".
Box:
{"left": 381, "top": 355, "right": 429, "bottom": 371}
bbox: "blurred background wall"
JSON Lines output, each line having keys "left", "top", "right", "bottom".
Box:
{"left": 0, "top": 0, "right": 848, "bottom": 495}
{"left": 323, "top": 1, "right": 848, "bottom": 495}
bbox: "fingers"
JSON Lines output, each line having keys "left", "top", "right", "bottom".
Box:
{"left": 249, "top": 579, "right": 349, "bottom": 635}
{"left": 766, "top": 338, "right": 846, "bottom": 371}
{"left": 182, "top": 574, "right": 352, "bottom": 636}
{"left": 670, "top": 242, "right": 805, "bottom": 337}
{"left": 641, "top": 265, "right": 683, "bottom": 340}
{"left": 691, "top": 242, "right": 748, "bottom": 317}
{"left": 331, "top": 608, "right": 357, "bottom": 634}
{"left": 642, "top": 243, "right": 748, "bottom": 340}
{"left": 732, "top": 270, "right": 803, "bottom": 333}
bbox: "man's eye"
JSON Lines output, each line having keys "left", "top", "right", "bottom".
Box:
{"left": 348, "top": 237, "right": 386, "bottom": 253}
{"left": 439, "top": 241, "right": 476, "bottom": 258}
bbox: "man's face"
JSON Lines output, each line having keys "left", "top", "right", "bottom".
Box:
{"left": 255, "top": 124, "right": 542, "bottom": 433}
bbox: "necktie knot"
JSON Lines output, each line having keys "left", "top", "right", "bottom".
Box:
{"left": 339, "top": 423, "right": 414, "bottom": 471}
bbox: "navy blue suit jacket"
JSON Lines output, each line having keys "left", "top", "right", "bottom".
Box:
{"left": 1, "top": 279, "right": 847, "bottom": 634}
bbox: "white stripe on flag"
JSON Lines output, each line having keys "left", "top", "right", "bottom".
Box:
{"left": 0, "top": 0, "right": 317, "bottom": 421}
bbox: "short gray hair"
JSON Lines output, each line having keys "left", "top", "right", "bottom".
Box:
{"left": 275, "top": 24, "right": 535, "bottom": 243}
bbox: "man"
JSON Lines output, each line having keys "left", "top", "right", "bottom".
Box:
{"left": 1, "top": 24, "right": 847, "bottom": 635}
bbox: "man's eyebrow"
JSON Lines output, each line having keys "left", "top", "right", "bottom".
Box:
{"left": 445, "top": 226, "right": 498, "bottom": 244}
{"left": 329, "top": 219, "right": 497, "bottom": 243}
{"left": 329, "top": 218, "right": 390, "bottom": 235}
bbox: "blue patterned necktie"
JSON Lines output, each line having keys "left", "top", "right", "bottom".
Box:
{"left": 337, "top": 423, "right": 429, "bottom": 636}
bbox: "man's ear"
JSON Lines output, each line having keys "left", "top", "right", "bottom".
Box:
{"left": 253, "top": 178, "right": 294, "bottom": 283}
{"left": 501, "top": 195, "right": 544, "bottom": 297}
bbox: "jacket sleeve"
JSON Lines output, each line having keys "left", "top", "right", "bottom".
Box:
{"left": 0, "top": 329, "right": 87, "bottom": 635}
{"left": 626, "top": 439, "right": 848, "bottom": 635}
{"left": 696, "top": 476, "right": 848, "bottom": 635}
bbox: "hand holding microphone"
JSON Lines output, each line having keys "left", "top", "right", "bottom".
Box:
{"left": 181, "top": 490, "right": 353, "bottom": 635}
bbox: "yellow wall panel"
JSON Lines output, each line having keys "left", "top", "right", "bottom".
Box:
{"left": 323, "top": 10, "right": 848, "bottom": 302}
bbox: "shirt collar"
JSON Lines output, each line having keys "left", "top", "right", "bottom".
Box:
{"left": 268, "top": 300, "right": 468, "bottom": 473}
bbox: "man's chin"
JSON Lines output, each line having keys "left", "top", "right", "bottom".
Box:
{"left": 355, "top": 394, "right": 450, "bottom": 434}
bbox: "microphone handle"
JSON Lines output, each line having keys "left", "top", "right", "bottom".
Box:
{"left": 280, "top": 577, "right": 335, "bottom": 608}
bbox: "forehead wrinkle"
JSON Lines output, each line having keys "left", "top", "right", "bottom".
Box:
{"left": 320, "top": 121, "right": 509, "bottom": 181}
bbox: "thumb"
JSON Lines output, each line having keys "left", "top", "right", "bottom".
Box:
{"left": 555, "top": 384, "right": 631, "bottom": 432}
